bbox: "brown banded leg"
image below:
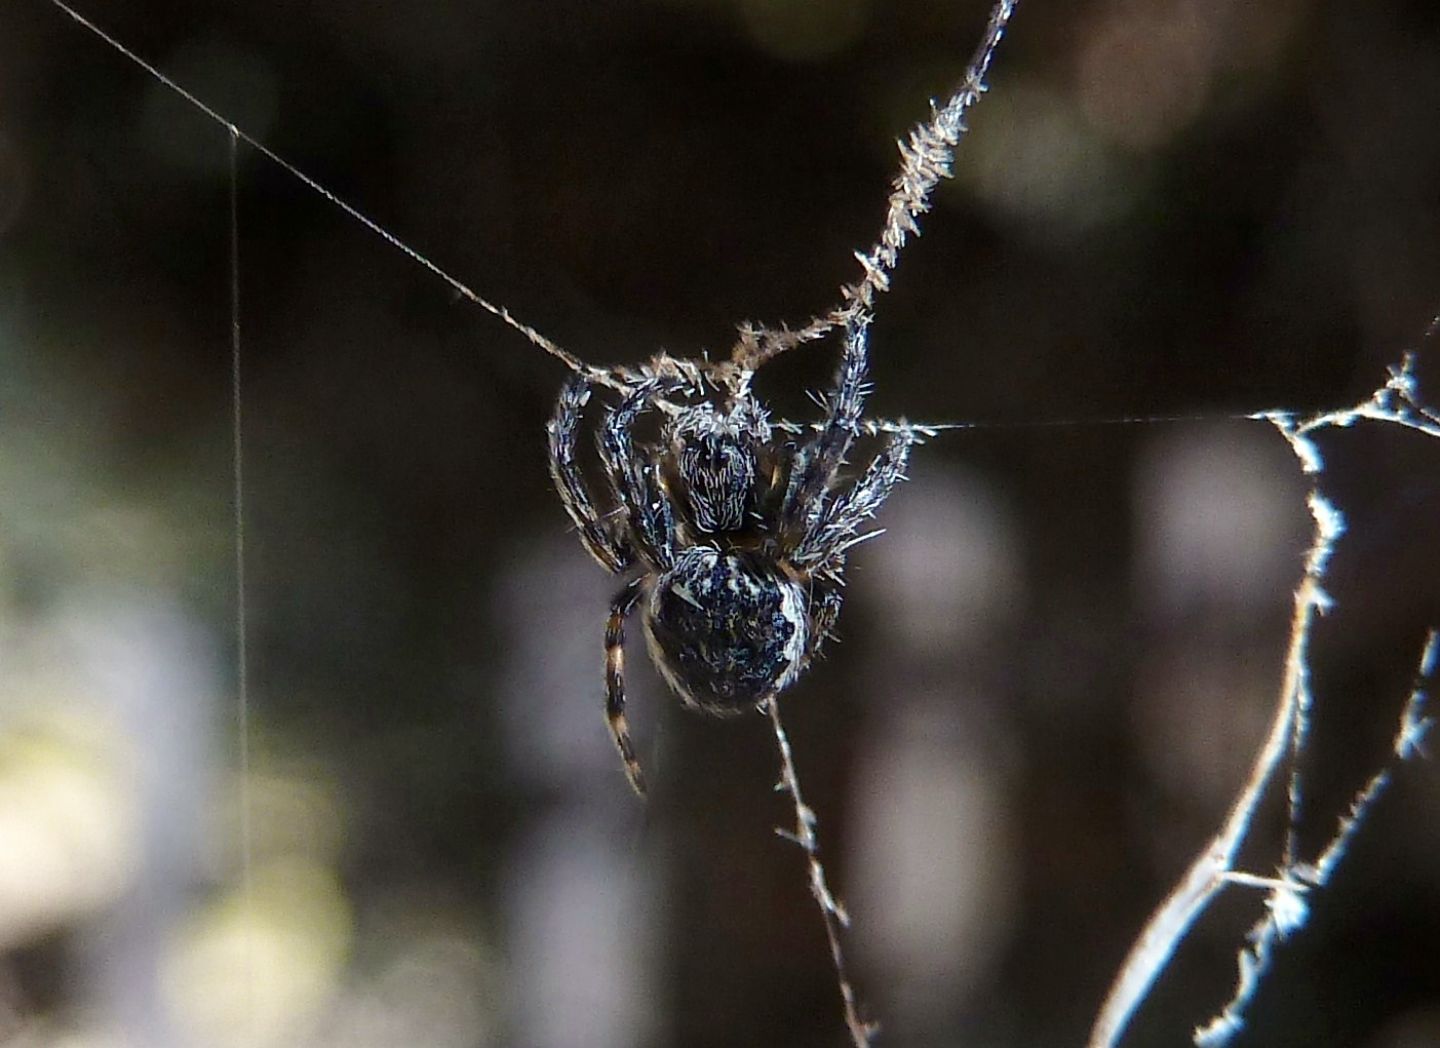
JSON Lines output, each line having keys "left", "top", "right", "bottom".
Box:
{"left": 806, "top": 584, "right": 845, "bottom": 665}
{"left": 781, "top": 312, "right": 872, "bottom": 539}
{"left": 606, "top": 577, "right": 648, "bottom": 796}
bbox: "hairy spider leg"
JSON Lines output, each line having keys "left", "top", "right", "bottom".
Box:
{"left": 598, "top": 378, "right": 679, "bottom": 569}
{"left": 775, "top": 418, "right": 957, "bottom": 440}
{"left": 782, "top": 313, "right": 873, "bottom": 538}
{"left": 805, "top": 584, "right": 846, "bottom": 663}
{"left": 548, "top": 378, "right": 632, "bottom": 574}
{"left": 793, "top": 430, "right": 914, "bottom": 572}
{"left": 606, "top": 576, "right": 649, "bottom": 795}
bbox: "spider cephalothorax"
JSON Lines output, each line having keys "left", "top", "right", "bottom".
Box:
{"left": 547, "top": 312, "right": 917, "bottom": 794}
{"left": 667, "top": 399, "right": 769, "bottom": 535}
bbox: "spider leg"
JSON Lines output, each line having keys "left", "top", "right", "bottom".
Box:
{"left": 598, "top": 378, "right": 679, "bottom": 570}
{"left": 782, "top": 312, "right": 873, "bottom": 536}
{"left": 548, "top": 377, "right": 632, "bottom": 573}
{"left": 606, "top": 576, "right": 649, "bottom": 796}
{"left": 805, "top": 584, "right": 845, "bottom": 665}
{"left": 793, "top": 430, "right": 914, "bottom": 572}
{"left": 775, "top": 417, "right": 959, "bottom": 440}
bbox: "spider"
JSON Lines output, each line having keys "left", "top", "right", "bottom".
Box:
{"left": 546, "top": 312, "right": 920, "bottom": 795}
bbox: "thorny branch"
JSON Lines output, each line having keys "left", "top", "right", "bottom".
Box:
{"left": 1088, "top": 348, "right": 1439, "bottom": 1048}
{"left": 768, "top": 697, "right": 877, "bottom": 1048}
{"left": 612, "top": 0, "right": 1020, "bottom": 411}
{"left": 1194, "top": 635, "right": 1435, "bottom": 1048}
{"left": 722, "top": 0, "right": 1020, "bottom": 384}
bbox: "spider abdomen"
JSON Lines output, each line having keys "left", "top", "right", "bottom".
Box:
{"left": 643, "top": 546, "right": 809, "bottom": 714}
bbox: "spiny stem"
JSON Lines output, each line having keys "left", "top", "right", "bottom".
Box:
{"left": 730, "top": 0, "right": 1020, "bottom": 375}
{"left": 767, "top": 698, "right": 876, "bottom": 1047}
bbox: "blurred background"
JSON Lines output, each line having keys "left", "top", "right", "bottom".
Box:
{"left": 1, "top": 0, "right": 1439, "bottom": 1045}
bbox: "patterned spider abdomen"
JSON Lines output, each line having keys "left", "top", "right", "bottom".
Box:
{"left": 643, "top": 546, "right": 809, "bottom": 714}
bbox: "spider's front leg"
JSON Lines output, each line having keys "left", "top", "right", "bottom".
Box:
{"left": 547, "top": 377, "right": 632, "bottom": 573}
{"left": 550, "top": 378, "right": 654, "bottom": 795}
{"left": 606, "top": 576, "right": 648, "bottom": 796}
{"left": 793, "top": 429, "right": 914, "bottom": 572}
{"left": 596, "top": 380, "right": 688, "bottom": 796}
{"left": 557, "top": 377, "right": 683, "bottom": 795}
{"left": 782, "top": 312, "right": 873, "bottom": 536}
{"left": 598, "top": 378, "right": 679, "bottom": 570}
{"left": 805, "top": 584, "right": 845, "bottom": 666}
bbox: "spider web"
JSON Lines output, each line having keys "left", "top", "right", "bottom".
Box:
{"left": 4, "top": 1, "right": 1439, "bottom": 1046}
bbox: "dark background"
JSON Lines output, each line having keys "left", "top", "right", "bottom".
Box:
{"left": 0, "top": 1, "right": 1438, "bottom": 1046}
